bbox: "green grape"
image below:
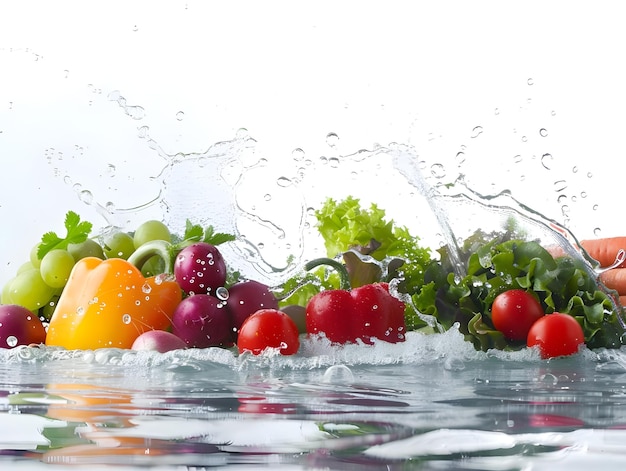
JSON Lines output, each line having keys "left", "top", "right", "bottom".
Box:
{"left": 40, "top": 249, "right": 76, "bottom": 289}
{"left": 39, "top": 294, "right": 60, "bottom": 322}
{"left": 68, "top": 238, "right": 105, "bottom": 260}
{"left": 8, "top": 268, "right": 55, "bottom": 312}
{"left": 16, "top": 261, "right": 36, "bottom": 274}
{"left": 1, "top": 276, "right": 15, "bottom": 304}
{"left": 133, "top": 220, "right": 171, "bottom": 249}
{"left": 103, "top": 231, "right": 135, "bottom": 259}
{"left": 29, "top": 242, "right": 43, "bottom": 268}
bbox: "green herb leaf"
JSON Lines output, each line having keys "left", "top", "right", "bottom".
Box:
{"left": 203, "top": 226, "right": 236, "bottom": 246}
{"left": 37, "top": 211, "right": 93, "bottom": 260}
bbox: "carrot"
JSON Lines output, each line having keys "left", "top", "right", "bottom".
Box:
{"left": 599, "top": 268, "right": 626, "bottom": 296}
{"left": 581, "top": 237, "right": 626, "bottom": 269}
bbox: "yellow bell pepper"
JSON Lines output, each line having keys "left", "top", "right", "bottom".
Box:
{"left": 45, "top": 256, "right": 182, "bottom": 350}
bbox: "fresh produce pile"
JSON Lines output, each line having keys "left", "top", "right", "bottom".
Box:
{"left": 0, "top": 197, "right": 624, "bottom": 359}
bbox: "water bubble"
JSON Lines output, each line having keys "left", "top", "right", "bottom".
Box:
{"left": 587, "top": 172, "right": 593, "bottom": 178}
{"left": 494, "top": 108, "right": 500, "bottom": 115}
{"left": 122, "top": 314, "right": 132, "bottom": 324}
{"left": 541, "top": 153, "right": 553, "bottom": 170}
{"left": 175, "top": 111, "right": 185, "bottom": 121}
{"left": 79, "top": 190, "right": 94, "bottom": 205}
{"left": 263, "top": 194, "right": 271, "bottom": 201}
{"left": 470, "top": 126, "right": 483, "bottom": 138}
{"left": 430, "top": 163, "right": 446, "bottom": 179}
{"left": 594, "top": 227, "right": 602, "bottom": 236}
{"left": 554, "top": 180, "right": 567, "bottom": 192}
{"left": 215, "top": 286, "right": 229, "bottom": 301}
{"left": 322, "top": 365, "right": 355, "bottom": 385}
{"left": 527, "top": 78, "right": 534, "bottom": 86}
{"left": 455, "top": 151, "right": 466, "bottom": 165}
{"left": 444, "top": 357, "right": 465, "bottom": 371}
{"left": 521, "top": 135, "right": 528, "bottom": 142}
{"left": 326, "top": 132, "right": 339, "bottom": 147}
{"left": 513, "top": 154, "right": 523, "bottom": 163}
{"left": 539, "top": 128, "right": 548, "bottom": 137}
{"left": 6, "top": 336, "right": 18, "bottom": 347}
{"left": 292, "top": 148, "right": 305, "bottom": 161}
{"left": 276, "top": 176, "right": 292, "bottom": 187}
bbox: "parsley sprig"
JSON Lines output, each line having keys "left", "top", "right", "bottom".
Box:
{"left": 37, "top": 211, "right": 93, "bottom": 260}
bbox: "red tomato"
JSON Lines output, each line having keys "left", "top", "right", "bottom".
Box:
{"left": 237, "top": 309, "right": 300, "bottom": 356}
{"left": 527, "top": 313, "right": 585, "bottom": 359}
{"left": 491, "top": 289, "right": 545, "bottom": 341}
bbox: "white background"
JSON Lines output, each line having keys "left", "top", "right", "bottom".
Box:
{"left": 1, "top": 1, "right": 625, "bottom": 286}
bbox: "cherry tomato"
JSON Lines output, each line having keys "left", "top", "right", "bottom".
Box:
{"left": 237, "top": 309, "right": 300, "bottom": 356}
{"left": 491, "top": 289, "right": 544, "bottom": 341}
{"left": 527, "top": 313, "right": 585, "bottom": 359}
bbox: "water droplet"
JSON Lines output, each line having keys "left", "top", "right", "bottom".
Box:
{"left": 521, "top": 135, "right": 528, "bottom": 142}
{"left": 79, "top": 189, "right": 93, "bottom": 205}
{"left": 326, "top": 132, "right": 339, "bottom": 147}
{"left": 541, "top": 153, "right": 553, "bottom": 170}
{"left": 132, "top": 24, "right": 139, "bottom": 32}
{"left": 292, "top": 148, "right": 305, "bottom": 161}
{"left": 430, "top": 163, "right": 446, "bottom": 179}
{"left": 122, "top": 314, "right": 132, "bottom": 324}
{"left": 513, "top": 154, "right": 523, "bottom": 163}
{"left": 175, "top": 111, "right": 185, "bottom": 121}
{"left": 276, "top": 176, "right": 292, "bottom": 187}
{"left": 470, "top": 126, "right": 483, "bottom": 138}
{"left": 539, "top": 128, "right": 548, "bottom": 137}
{"left": 455, "top": 151, "right": 466, "bottom": 165}
{"left": 6, "top": 336, "right": 18, "bottom": 347}
{"left": 554, "top": 180, "right": 568, "bottom": 192}
{"left": 587, "top": 172, "right": 593, "bottom": 178}
{"left": 215, "top": 287, "right": 229, "bottom": 301}
{"left": 494, "top": 108, "right": 500, "bottom": 115}
{"left": 322, "top": 365, "right": 354, "bottom": 385}
{"left": 594, "top": 227, "right": 602, "bottom": 236}
{"left": 527, "top": 78, "right": 534, "bottom": 86}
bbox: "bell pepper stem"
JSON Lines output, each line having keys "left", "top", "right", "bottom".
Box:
{"left": 304, "top": 257, "right": 351, "bottom": 291}
{"left": 127, "top": 240, "right": 175, "bottom": 274}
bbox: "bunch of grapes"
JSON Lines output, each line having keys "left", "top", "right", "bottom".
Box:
{"left": 0, "top": 219, "right": 172, "bottom": 322}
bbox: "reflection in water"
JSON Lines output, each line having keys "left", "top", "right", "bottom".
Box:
{"left": 2, "top": 338, "right": 626, "bottom": 468}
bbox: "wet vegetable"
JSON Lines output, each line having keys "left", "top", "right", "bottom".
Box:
{"left": 410, "top": 237, "right": 623, "bottom": 351}
{"left": 226, "top": 280, "right": 279, "bottom": 336}
{"left": 527, "top": 312, "right": 585, "bottom": 358}
{"left": 304, "top": 258, "right": 406, "bottom": 344}
{"left": 491, "top": 289, "right": 545, "bottom": 341}
{"left": 174, "top": 242, "right": 227, "bottom": 296}
{"left": 0, "top": 304, "right": 47, "bottom": 348}
{"left": 131, "top": 330, "right": 187, "bottom": 353}
{"left": 171, "top": 293, "right": 233, "bottom": 348}
{"left": 237, "top": 308, "right": 300, "bottom": 355}
{"left": 45, "top": 257, "right": 182, "bottom": 350}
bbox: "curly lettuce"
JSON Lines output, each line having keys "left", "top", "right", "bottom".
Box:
{"left": 410, "top": 238, "right": 623, "bottom": 350}
{"left": 278, "top": 196, "right": 433, "bottom": 306}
